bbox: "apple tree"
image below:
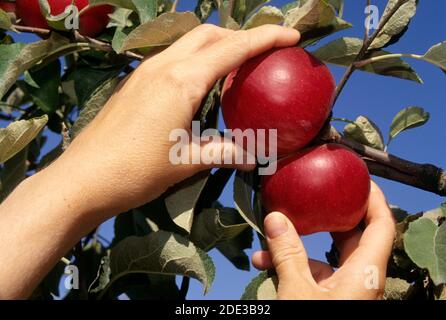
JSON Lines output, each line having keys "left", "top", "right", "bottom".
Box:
{"left": 0, "top": 0, "right": 445, "bottom": 300}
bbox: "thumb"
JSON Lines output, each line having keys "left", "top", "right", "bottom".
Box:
{"left": 264, "top": 212, "right": 316, "bottom": 286}
{"left": 198, "top": 135, "right": 256, "bottom": 171}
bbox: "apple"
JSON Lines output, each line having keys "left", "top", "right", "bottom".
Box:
{"left": 0, "top": 1, "right": 16, "bottom": 14}
{"left": 16, "top": 0, "right": 113, "bottom": 37}
{"left": 261, "top": 143, "right": 370, "bottom": 235}
{"left": 221, "top": 47, "right": 335, "bottom": 157}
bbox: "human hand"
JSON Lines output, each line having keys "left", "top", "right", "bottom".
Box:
{"left": 252, "top": 181, "right": 396, "bottom": 300}
{"left": 44, "top": 24, "right": 300, "bottom": 219}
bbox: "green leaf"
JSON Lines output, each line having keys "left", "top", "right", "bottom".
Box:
{"left": 383, "top": 277, "right": 410, "bottom": 300}
{"left": 234, "top": 170, "right": 264, "bottom": 236}
{"left": 0, "top": 8, "right": 12, "bottom": 30}
{"left": 370, "top": 0, "right": 417, "bottom": 49}
{"left": 132, "top": 0, "right": 157, "bottom": 23}
{"left": 89, "top": 0, "right": 136, "bottom": 10}
{"left": 71, "top": 76, "right": 119, "bottom": 139}
{"left": 0, "top": 115, "right": 48, "bottom": 163}
{"left": 281, "top": 1, "right": 299, "bottom": 15}
{"left": 90, "top": 230, "right": 215, "bottom": 295}
{"left": 313, "top": 37, "right": 422, "bottom": 83}
{"left": 216, "top": 227, "right": 253, "bottom": 271}
{"left": 242, "top": 6, "right": 284, "bottom": 30}
{"left": 404, "top": 218, "right": 446, "bottom": 285}
{"left": 194, "top": 0, "right": 216, "bottom": 22}
{"left": 165, "top": 172, "right": 209, "bottom": 233}
{"left": 389, "top": 106, "right": 429, "bottom": 144}
{"left": 343, "top": 116, "right": 385, "bottom": 150}
{"left": 119, "top": 12, "right": 200, "bottom": 53}
{"left": 0, "top": 33, "right": 86, "bottom": 100}
{"left": 21, "top": 60, "right": 61, "bottom": 114}
{"left": 284, "top": 0, "right": 351, "bottom": 47}
{"left": 107, "top": 8, "right": 134, "bottom": 28}
{"left": 423, "top": 42, "right": 446, "bottom": 72}
{"left": 241, "top": 271, "right": 278, "bottom": 300}
{"left": 0, "top": 146, "right": 28, "bottom": 201}
{"left": 190, "top": 207, "right": 249, "bottom": 251}
{"left": 38, "top": 0, "right": 75, "bottom": 31}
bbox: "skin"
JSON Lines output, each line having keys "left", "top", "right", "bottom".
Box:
{"left": 0, "top": 24, "right": 395, "bottom": 300}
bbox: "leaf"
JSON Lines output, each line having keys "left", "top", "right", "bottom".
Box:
{"left": 21, "top": 60, "right": 61, "bottom": 114}
{"left": 107, "top": 8, "right": 134, "bottom": 28}
{"left": 281, "top": 1, "right": 299, "bottom": 15}
{"left": 343, "top": 116, "right": 385, "bottom": 150}
{"left": 389, "top": 107, "right": 429, "bottom": 144}
{"left": 190, "top": 207, "right": 249, "bottom": 251}
{"left": 90, "top": 231, "right": 215, "bottom": 295}
{"left": 71, "top": 77, "right": 120, "bottom": 139}
{"left": 299, "top": 17, "right": 352, "bottom": 47}
{"left": 383, "top": 277, "right": 410, "bottom": 300}
{"left": 0, "top": 33, "right": 86, "bottom": 100}
{"left": 370, "top": 0, "right": 417, "bottom": 49}
{"left": 0, "top": 147, "right": 28, "bottom": 201}
{"left": 404, "top": 218, "right": 446, "bottom": 285}
{"left": 89, "top": 0, "right": 136, "bottom": 10}
{"left": 0, "top": 7, "right": 12, "bottom": 30}
{"left": 0, "top": 115, "right": 48, "bottom": 163}
{"left": 313, "top": 37, "right": 422, "bottom": 83}
{"left": 216, "top": 227, "right": 253, "bottom": 271}
{"left": 241, "top": 271, "right": 278, "bottom": 300}
{"left": 234, "top": 170, "right": 264, "bottom": 236}
{"left": 423, "top": 42, "right": 446, "bottom": 72}
{"left": 165, "top": 172, "right": 209, "bottom": 233}
{"left": 194, "top": 0, "right": 217, "bottom": 22}
{"left": 284, "top": 0, "right": 337, "bottom": 33}
{"left": 132, "top": 0, "right": 157, "bottom": 23}
{"left": 38, "top": 0, "right": 75, "bottom": 31}
{"left": 119, "top": 12, "right": 200, "bottom": 53}
{"left": 242, "top": 6, "right": 284, "bottom": 30}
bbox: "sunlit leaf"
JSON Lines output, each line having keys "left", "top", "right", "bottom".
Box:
{"left": 242, "top": 6, "right": 284, "bottom": 30}
{"left": 343, "top": 116, "right": 385, "bottom": 150}
{"left": 423, "top": 42, "right": 446, "bottom": 72}
{"left": 0, "top": 115, "right": 48, "bottom": 163}
{"left": 119, "top": 12, "right": 200, "bottom": 53}
{"left": 370, "top": 0, "right": 417, "bottom": 49}
{"left": 389, "top": 106, "right": 429, "bottom": 143}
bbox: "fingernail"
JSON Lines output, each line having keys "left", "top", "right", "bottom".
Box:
{"left": 265, "top": 212, "right": 288, "bottom": 239}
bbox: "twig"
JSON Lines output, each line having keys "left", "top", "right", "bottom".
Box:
{"left": 12, "top": 25, "right": 144, "bottom": 61}
{"left": 73, "top": 31, "right": 144, "bottom": 60}
{"left": 334, "top": 0, "right": 410, "bottom": 105}
{"left": 171, "top": 0, "right": 179, "bottom": 12}
{"left": 319, "top": 126, "right": 446, "bottom": 196}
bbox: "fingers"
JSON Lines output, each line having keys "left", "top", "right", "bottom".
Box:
{"left": 252, "top": 251, "right": 334, "bottom": 283}
{"left": 331, "top": 228, "right": 362, "bottom": 265}
{"left": 263, "top": 212, "right": 317, "bottom": 288}
{"left": 192, "top": 25, "right": 300, "bottom": 83}
{"left": 166, "top": 24, "right": 234, "bottom": 57}
{"left": 198, "top": 134, "right": 256, "bottom": 171}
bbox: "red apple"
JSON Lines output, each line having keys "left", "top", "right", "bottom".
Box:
{"left": 16, "top": 0, "right": 114, "bottom": 37}
{"left": 261, "top": 143, "right": 370, "bottom": 235}
{"left": 221, "top": 47, "right": 335, "bottom": 157}
{"left": 0, "top": 1, "right": 16, "bottom": 14}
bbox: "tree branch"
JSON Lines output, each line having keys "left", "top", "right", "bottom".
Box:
{"left": 12, "top": 25, "right": 144, "bottom": 61}
{"left": 334, "top": 0, "right": 410, "bottom": 105}
{"left": 318, "top": 126, "right": 446, "bottom": 196}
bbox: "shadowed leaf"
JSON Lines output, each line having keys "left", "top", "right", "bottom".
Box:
{"left": 344, "top": 116, "right": 384, "bottom": 150}
{"left": 241, "top": 271, "right": 278, "bottom": 300}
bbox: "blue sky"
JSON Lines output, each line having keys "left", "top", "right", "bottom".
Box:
{"left": 7, "top": 0, "right": 446, "bottom": 300}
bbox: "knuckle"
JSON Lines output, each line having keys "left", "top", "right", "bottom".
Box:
{"left": 272, "top": 245, "right": 305, "bottom": 268}
{"left": 194, "top": 23, "right": 220, "bottom": 35}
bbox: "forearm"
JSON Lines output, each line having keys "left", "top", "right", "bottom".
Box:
{"left": 0, "top": 160, "right": 104, "bottom": 299}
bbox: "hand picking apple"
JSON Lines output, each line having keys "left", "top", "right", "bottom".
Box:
{"left": 0, "top": 24, "right": 395, "bottom": 300}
